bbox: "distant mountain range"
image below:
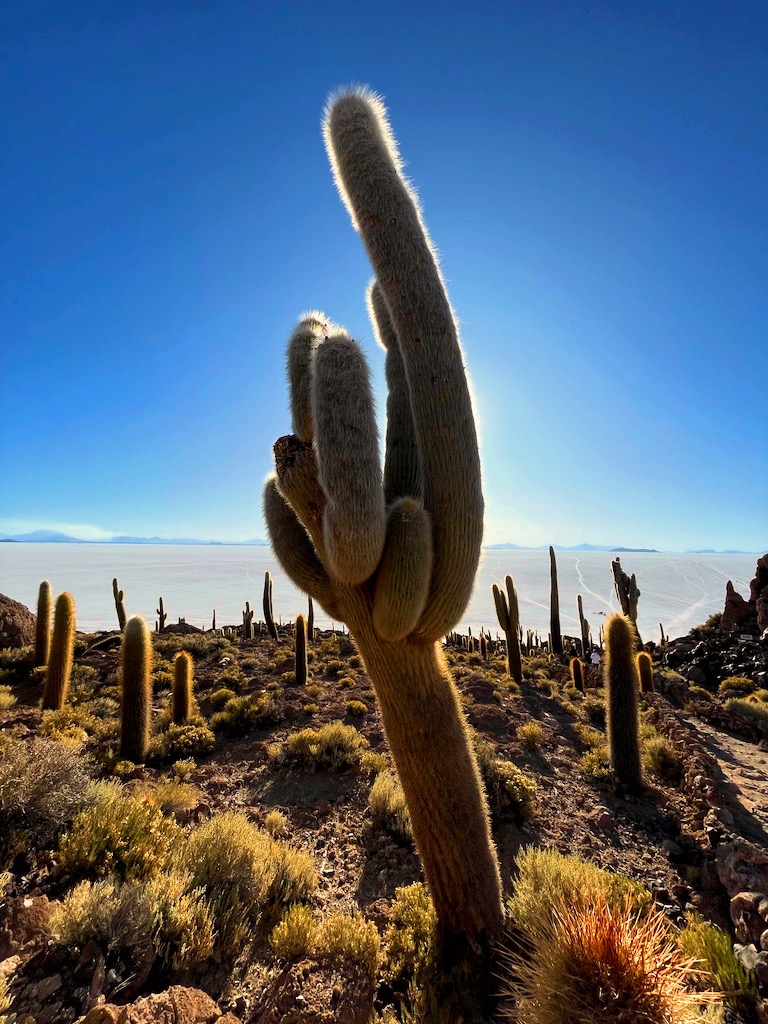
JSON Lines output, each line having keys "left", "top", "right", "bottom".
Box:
{"left": 0, "top": 530, "right": 269, "bottom": 546}
{"left": 0, "top": 531, "right": 760, "bottom": 554}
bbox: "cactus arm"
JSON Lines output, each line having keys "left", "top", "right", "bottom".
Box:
{"left": 367, "top": 281, "right": 423, "bottom": 504}
{"left": 311, "top": 334, "right": 386, "bottom": 584}
{"left": 263, "top": 476, "right": 342, "bottom": 619}
{"left": 372, "top": 498, "right": 433, "bottom": 642}
{"left": 273, "top": 435, "right": 328, "bottom": 559}
{"left": 324, "top": 91, "right": 483, "bottom": 641}
{"left": 287, "top": 313, "right": 330, "bottom": 442}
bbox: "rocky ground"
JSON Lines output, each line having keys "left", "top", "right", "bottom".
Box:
{"left": 0, "top": 572, "right": 767, "bottom": 1023}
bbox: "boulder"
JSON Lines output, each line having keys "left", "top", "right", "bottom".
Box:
{"left": 722, "top": 554, "right": 768, "bottom": 632}
{"left": 723, "top": 581, "right": 753, "bottom": 631}
{"left": 0, "top": 594, "right": 35, "bottom": 650}
{"left": 81, "top": 988, "right": 226, "bottom": 1024}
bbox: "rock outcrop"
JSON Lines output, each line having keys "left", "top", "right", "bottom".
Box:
{"left": 0, "top": 594, "right": 35, "bottom": 650}
{"left": 722, "top": 554, "right": 768, "bottom": 633}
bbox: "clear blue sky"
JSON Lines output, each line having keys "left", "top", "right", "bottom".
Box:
{"left": 2, "top": 0, "right": 766, "bottom": 551}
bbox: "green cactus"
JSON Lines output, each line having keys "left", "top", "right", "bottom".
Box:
{"left": 156, "top": 596, "right": 167, "bottom": 633}
{"left": 549, "top": 546, "right": 563, "bottom": 656}
{"left": 34, "top": 580, "right": 52, "bottom": 668}
{"left": 112, "top": 577, "right": 127, "bottom": 632}
{"left": 569, "top": 656, "right": 584, "bottom": 693}
{"left": 172, "top": 651, "right": 194, "bottom": 725}
{"left": 263, "top": 571, "right": 278, "bottom": 640}
{"left": 263, "top": 88, "right": 502, "bottom": 942}
{"left": 492, "top": 575, "right": 523, "bottom": 684}
{"left": 636, "top": 650, "right": 654, "bottom": 693}
{"left": 307, "top": 596, "right": 314, "bottom": 643}
{"left": 120, "top": 615, "right": 152, "bottom": 763}
{"left": 611, "top": 557, "right": 642, "bottom": 648}
{"left": 604, "top": 613, "right": 642, "bottom": 790}
{"left": 42, "top": 592, "right": 75, "bottom": 710}
{"left": 243, "top": 600, "right": 254, "bottom": 641}
{"left": 295, "top": 613, "right": 308, "bottom": 687}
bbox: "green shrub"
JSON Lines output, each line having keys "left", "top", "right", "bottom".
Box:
{"left": 582, "top": 695, "right": 606, "bottom": 728}
{"left": 516, "top": 722, "right": 545, "bottom": 748}
{"left": 0, "top": 686, "right": 16, "bottom": 711}
{"left": 678, "top": 914, "right": 757, "bottom": 1017}
{"left": 264, "top": 809, "right": 289, "bottom": 837}
{"left": 574, "top": 723, "right": 605, "bottom": 749}
{"left": 579, "top": 746, "right": 615, "bottom": 784}
{"left": 642, "top": 736, "right": 683, "bottom": 783}
{"left": 337, "top": 675, "right": 355, "bottom": 689}
{"left": 210, "top": 692, "right": 281, "bottom": 735}
{"left": 50, "top": 872, "right": 214, "bottom": 970}
{"left": 346, "top": 700, "right": 368, "bottom": 717}
{"left": 172, "top": 758, "right": 196, "bottom": 781}
{"left": 473, "top": 734, "right": 537, "bottom": 822}
{"left": 58, "top": 791, "right": 182, "bottom": 881}
{"left": 369, "top": 772, "right": 411, "bottom": 840}
{"left": 153, "top": 722, "right": 216, "bottom": 760}
{"left": 284, "top": 721, "right": 368, "bottom": 770}
{"left": 507, "top": 847, "right": 651, "bottom": 939}
{"left": 688, "top": 685, "right": 713, "bottom": 702}
{"left": 324, "top": 659, "right": 345, "bottom": 678}
{"left": 719, "top": 676, "right": 755, "bottom": 695}
{"left": 317, "top": 912, "right": 381, "bottom": 981}
{"left": 383, "top": 883, "right": 437, "bottom": 989}
{"left": 209, "top": 687, "right": 236, "bottom": 709}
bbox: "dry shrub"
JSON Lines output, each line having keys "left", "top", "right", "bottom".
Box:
{"left": 516, "top": 722, "right": 545, "bottom": 748}
{"left": 677, "top": 915, "right": 757, "bottom": 1017}
{"left": 270, "top": 904, "right": 317, "bottom": 959}
{"left": 50, "top": 872, "right": 213, "bottom": 970}
{"left": 0, "top": 737, "right": 93, "bottom": 862}
{"left": 264, "top": 809, "right": 289, "bottom": 837}
{"left": 181, "top": 812, "right": 316, "bottom": 956}
{"left": 508, "top": 848, "right": 651, "bottom": 938}
{"left": 642, "top": 736, "right": 683, "bottom": 784}
{"left": 284, "top": 720, "right": 368, "bottom": 770}
{"left": 505, "top": 898, "right": 711, "bottom": 1024}
{"left": 317, "top": 912, "right": 381, "bottom": 980}
{"left": 368, "top": 772, "right": 411, "bottom": 840}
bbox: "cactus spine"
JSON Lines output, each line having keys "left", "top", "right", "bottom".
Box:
{"left": 604, "top": 613, "right": 642, "bottom": 790}
{"left": 120, "top": 615, "right": 152, "bottom": 763}
{"left": 156, "top": 596, "right": 167, "bottom": 633}
{"left": 492, "top": 575, "right": 523, "bottom": 684}
{"left": 263, "top": 89, "right": 502, "bottom": 942}
{"left": 263, "top": 571, "right": 278, "bottom": 640}
{"left": 611, "top": 557, "right": 642, "bottom": 648}
{"left": 172, "top": 651, "right": 194, "bottom": 724}
{"left": 112, "top": 577, "right": 126, "bottom": 632}
{"left": 570, "top": 656, "right": 584, "bottom": 693}
{"left": 295, "top": 613, "right": 308, "bottom": 687}
{"left": 34, "top": 580, "right": 52, "bottom": 668}
{"left": 636, "top": 650, "right": 654, "bottom": 693}
{"left": 549, "top": 546, "right": 563, "bottom": 656}
{"left": 42, "top": 592, "right": 75, "bottom": 710}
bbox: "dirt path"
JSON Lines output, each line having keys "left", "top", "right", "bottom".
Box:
{"left": 681, "top": 710, "right": 768, "bottom": 841}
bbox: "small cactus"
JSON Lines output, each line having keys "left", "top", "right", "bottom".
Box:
{"left": 34, "top": 580, "right": 52, "bottom": 668}
{"left": 295, "top": 614, "right": 308, "bottom": 687}
{"left": 243, "top": 600, "right": 254, "bottom": 641}
{"left": 156, "top": 597, "right": 167, "bottom": 633}
{"left": 569, "top": 656, "right": 584, "bottom": 693}
{"left": 604, "top": 613, "right": 642, "bottom": 790}
{"left": 492, "top": 575, "right": 523, "bottom": 683}
{"left": 636, "top": 650, "right": 654, "bottom": 693}
{"left": 120, "top": 615, "right": 152, "bottom": 763}
{"left": 112, "top": 577, "right": 127, "bottom": 632}
{"left": 549, "top": 546, "right": 563, "bottom": 656}
{"left": 172, "top": 651, "right": 194, "bottom": 725}
{"left": 42, "top": 592, "right": 75, "bottom": 710}
{"left": 263, "top": 571, "right": 278, "bottom": 640}
{"left": 212, "top": 609, "right": 216, "bottom": 631}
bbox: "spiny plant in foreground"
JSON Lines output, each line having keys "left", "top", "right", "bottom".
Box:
{"left": 604, "top": 613, "right": 642, "bottom": 790}
{"left": 263, "top": 87, "right": 503, "bottom": 942}
{"left": 42, "top": 592, "right": 75, "bottom": 710}
{"left": 34, "top": 579, "right": 52, "bottom": 668}
{"left": 120, "top": 615, "right": 152, "bottom": 763}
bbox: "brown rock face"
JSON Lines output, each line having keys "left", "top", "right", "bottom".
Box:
{"left": 83, "top": 987, "right": 225, "bottom": 1024}
{"left": 722, "top": 554, "right": 768, "bottom": 632}
{"left": 0, "top": 594, "right": 36, "bottom": 649}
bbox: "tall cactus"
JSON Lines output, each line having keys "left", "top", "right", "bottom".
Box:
{"left": 242, "top": 600, "right": 254, "bottom": 640}
{"left": 42, "top": 592, "right": 75, "bottom": 710}
{"left": 263, "top": 571, "right": 278, "bottom": 640}
{"left": 295, "top": 613, "right": 308, "bottom": 687}
{"left": 636, "top": 650, "right": 654, "bottom": 694}
{"left": 172, "top": 651, "right": 194, "bottom": 725}
{"left": 120, "top": 615, "right": 152, "bottom": 763}
{"left": 156, "top": 596, "right": 167, "bottom": 634}
{"left": 549, "top": 546, "right": 563, "bottom": 656}
{"left": 577, "top": 594, "right": 590, "bottom": 657}
{"left": 604, "top": 613, "right": 642, "bottom": 791}
{"left": 307, "top": 595, "right": 314, "bottom": 643}
{"left": 263, "top": 88, "right": 502, "bottom": 941}
{"left": 492, "top": 575, "right": 523, "bottom": 684}
{"left": 611, "top": 557, "right": 642, "bottom": 648}
{"left": 112, "top": 577, "right": 127, "bottom": 632}
{"left": 34, "top": 580, "right": 52, "bottom": 668}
